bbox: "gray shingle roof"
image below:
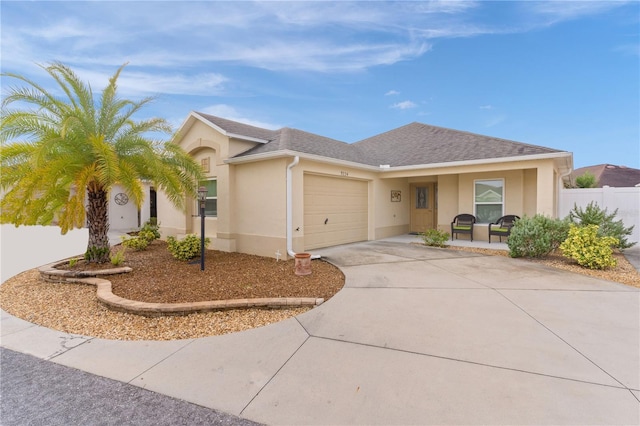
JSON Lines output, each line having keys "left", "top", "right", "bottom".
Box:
{"left": 197, "top": 113, "right": 566, "bottom": 167}
{"left": 196, "top": 112, "right": 277, "bottom": 141}
{"left": 235, "top": 127, "right": 373, "bottom": 164}
{"left": 353, "top": 122, "right": 563, "bottom": 166}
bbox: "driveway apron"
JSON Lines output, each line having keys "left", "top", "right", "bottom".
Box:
{"left": 2, "top": 240, "right": 639, "bottom": 425}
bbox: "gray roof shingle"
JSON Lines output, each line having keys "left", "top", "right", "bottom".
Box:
{"left": 197, "top": 113, "right": 565, "bottom": 167}
{"left": 353, "top": 122, "right": 563, "bottom": 166}
{"left": 235, "top": 127, "right": 373, "bottom": 164}
{"left": 196, "top": 112, "right": 277, "bottom": 141}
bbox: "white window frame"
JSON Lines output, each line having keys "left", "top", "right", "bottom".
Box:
{"left": 197, "top": 178, "right": 217, "bottom": 217}
{"left": 474, "top": 178, "right": 504, "bottom": 224}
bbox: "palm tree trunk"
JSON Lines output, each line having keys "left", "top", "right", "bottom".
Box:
{"left": 86, "top": 188, "right": 111, "bottom": 263}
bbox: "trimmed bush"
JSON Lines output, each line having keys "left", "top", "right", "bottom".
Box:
{"left": 122, "top": 235, "right": 150, "bottom": 251}
{"left": 507, "top": 215, "right": 570, "bottom": 258}
{"left": 121, "top": 221, "right": 160, "bottom": 251}
{"left": 140, "top": 220, "right": 161, "bottom": 241}
{"left": 560, "top": 224, "right": 618, "bottom": 269}
{"left": 167, "top": 234, "right": 210, "bottom": 261}
{"left": 420, "top": 229, "right": 449, "bottom": 248}
{"left": 567, "top": 202, "right": 635, "bottom": 250}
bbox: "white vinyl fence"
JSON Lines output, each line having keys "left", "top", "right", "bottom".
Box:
{"left": 0, "top": 225, "right": 88, "bottom": 283}
{"left": 559, "top": 187, "right": 640, "bottom": 244}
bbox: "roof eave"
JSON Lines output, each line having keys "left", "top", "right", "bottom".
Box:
{"left": 225, "top": 150, "right": 381, "bottom": 171}
{"left": 380, "top": 152, "right": 574, "bottom": 173}
{"left": 226, "top": 150, "right": 574, "bottom": 174}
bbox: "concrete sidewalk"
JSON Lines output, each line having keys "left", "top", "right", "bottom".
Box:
{"left": 2, "top": 240, "right": 639, "bottom": 425}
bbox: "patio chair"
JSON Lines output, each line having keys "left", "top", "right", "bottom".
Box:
{"left": 488, "top": 215, "right": 520, "bottom": 243}
{"left": 451, "top": 214, "right": 476, "bottom": 242}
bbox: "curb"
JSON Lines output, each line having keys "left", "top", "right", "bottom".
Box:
{"left": 38, "top": 261, "right": 324, "bottom": 317}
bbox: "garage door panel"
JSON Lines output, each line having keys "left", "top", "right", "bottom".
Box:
{"left": 304, "top": 175, "right": 368, "bottom": 250}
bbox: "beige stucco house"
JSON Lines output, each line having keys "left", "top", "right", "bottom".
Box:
{"left": 157, "top": 112, "right": 573, "bottom": 259}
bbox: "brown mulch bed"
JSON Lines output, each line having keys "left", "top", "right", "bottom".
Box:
{"left": 447, "top": 245, "right": 640, "bottom": 288}
{"left": 60, "top": 240, "right": 345, "bottom": 303}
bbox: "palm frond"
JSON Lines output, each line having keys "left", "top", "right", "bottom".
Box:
{"left": 1, "top": 61, "right": 203, "bottom": 234}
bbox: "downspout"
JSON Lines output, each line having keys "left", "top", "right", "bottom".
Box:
{"left": 286, "top": 156, "right": 321, "bottom": 259}
{"left": 286, "top": 156, "right": 299, "bottom": 258}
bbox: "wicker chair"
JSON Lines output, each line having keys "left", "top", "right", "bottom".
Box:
{"left": 451, "top": 214, "right": 476, "bottom": 242}
{"left": 488, "top": 215, "right": 520, "bottom": 243}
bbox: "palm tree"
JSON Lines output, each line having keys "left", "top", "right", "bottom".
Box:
{"left": 1, "top": 62, "right": 203, "bottom": 263}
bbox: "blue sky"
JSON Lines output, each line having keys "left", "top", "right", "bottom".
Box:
{"left": 1, "top": 1, "right": 638, "bottom": 169}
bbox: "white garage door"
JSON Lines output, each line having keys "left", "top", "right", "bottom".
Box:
{"left": 304, "top": 174, "right": 368, "bottom": 250}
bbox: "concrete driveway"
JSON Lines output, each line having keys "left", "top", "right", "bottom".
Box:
{"left": 2, "top": 240, "right": 639, "bottom": 425}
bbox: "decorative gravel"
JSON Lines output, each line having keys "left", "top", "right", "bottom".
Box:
{"left": 1, "top": 269, "right": 313, "bottom": 341}
{"left": 0, "top": 240, "right": 345, "bottom": 341}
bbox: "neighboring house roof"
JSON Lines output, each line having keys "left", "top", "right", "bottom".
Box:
{"left": 194, "top": 112, "right": 570, "bottom": 169}
{"left": 570, "top": 164, "right": 640, "bottom": 187}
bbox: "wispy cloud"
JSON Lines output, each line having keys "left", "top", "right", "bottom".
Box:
{"left": 614, "top": 43, "right": 640, "bottom": 56}
{"left": 525, "top": 1, "right": 629, "bottom": 21}
{"left": 1, "top": 1, "right": 633, "bottom": 84}
{"left": 21, "top": 66, "right": 228, "bottom": 98}
{"left": 385, "top": 90, "right": 400, "bottom": 96}
{"left": 479, "top": 105, "right": 493, "bottom": 110}
{"left": 484, "top": 115, "right": 507, "bottom": 128}
{"left": 391, "top": 101, "right": 418, "bottom": 110}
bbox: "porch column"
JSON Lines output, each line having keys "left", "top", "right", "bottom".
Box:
{"left": 536, "top": 161, "right": 556, "bottom": 217}
{"left": 214, "top": 162, "right": 237, "bottom": 252}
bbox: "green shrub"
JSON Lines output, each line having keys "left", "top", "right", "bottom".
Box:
{"left": 140, "top": 220, "right": 161, "bottom": 241}
{"left": 84, "top": 246, "right": 110, "bottom": 262}
{"left": 420, "top": 229, "right": 449, "bottom": 247}
{"left": 110, "top": 248, "right": 126, "bottom": 266}
{"left": 574, "top": 171, "right": 597, "bottom": 188}
{"left": 122, "top": 235, "right": 150, "bottom": 251}
{"left": 138, "top": 228, "right": 157, "bottom": 243}
{"left": 166, "top": 234, "right": 210, "bottom": 261}
{"left": 567, "top": 202, "right": 635, "bottom": 250}
{"left": 560, "top": 224, "right": 618, "bottom": 269}
{"left": 507, "top": 215, "right": 570, "bottom": 258}
{"left": 120, "top": 222, "right": 159, "bottom": 251}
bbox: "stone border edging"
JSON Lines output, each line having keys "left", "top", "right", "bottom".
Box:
{"left": 38, "top": 261, "right": 324, "bottom": 317}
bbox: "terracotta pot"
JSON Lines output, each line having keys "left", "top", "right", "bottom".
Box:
{"left": 294, "top": 253, "right": 312, "bottom": 276}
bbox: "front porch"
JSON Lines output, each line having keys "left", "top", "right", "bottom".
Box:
{"left": 381, "top": 233, "right": 509, "bottom": 252}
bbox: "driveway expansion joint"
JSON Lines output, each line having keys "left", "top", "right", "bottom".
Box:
{"left": 309, "top": 334, "right": 632, "bottom": 391}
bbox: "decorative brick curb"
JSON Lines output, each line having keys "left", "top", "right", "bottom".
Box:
{"left": 39, "top": 259, "right": 132, "bottom": 281}
{"left": 38, "top": 260, "right": 324, "bottom": 317}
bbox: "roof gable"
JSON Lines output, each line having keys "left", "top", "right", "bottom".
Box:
{"left": 195, "top": 112, "right": 277, "bottom": 142}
